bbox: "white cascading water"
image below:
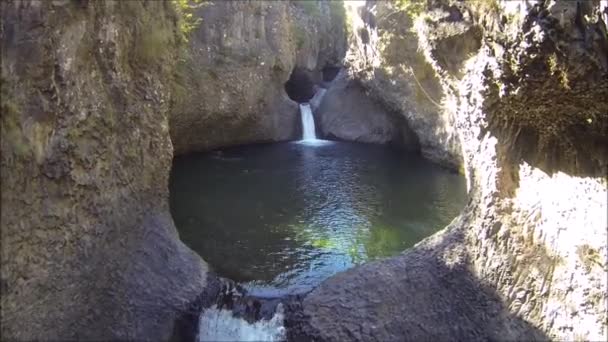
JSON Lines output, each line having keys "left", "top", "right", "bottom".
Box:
{"left": 198, "top": 304, "right": 286, "bottom": 342}
{"left": 299, "top": 103, "right": 317, "bottom": 141}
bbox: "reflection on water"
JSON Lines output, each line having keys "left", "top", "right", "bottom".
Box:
{"left": 170, "top": 141, "right": 467, "bottom": 296}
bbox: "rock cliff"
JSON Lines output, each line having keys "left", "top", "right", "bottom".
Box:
{"left": 170, "top": 0, "right": 347, "bottom": 154}
{"left": 2, "top": 0, "right": 606, "bottom": 340}
{"left": 0, "top": 1, "right": 213, "bottom": 340}
{"left": 343, "top": 0, "right": 464, "bottom": 168}
{"left": 290, "top": 1, "right": 608, "bottom": 340}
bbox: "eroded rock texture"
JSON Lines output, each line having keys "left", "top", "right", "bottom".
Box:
{"left": 315, "top": 69, "right": 419, "bottom": 147}
{"left": 1, "top": 1, "right": 211, "bottom": 340}
{"left": 170, "top": 0, "right": 347, "bottom": 154}
{"left": 345, "top": 1, "right": 464, "bottom": 169}
{"left": 287, "top": 222, "right": 547, "bottom": 342}
{"left": 291, "top": 1, "right": 608, "bottom": 340}
{"left": 1, "top": 1, "right": 606, "bottom": 340}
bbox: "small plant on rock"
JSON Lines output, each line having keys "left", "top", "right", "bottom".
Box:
{"left": 172, "top": 0, "right": 204, "bottom": 43}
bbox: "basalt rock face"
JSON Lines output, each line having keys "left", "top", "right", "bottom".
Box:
{"left": 315, "top": 69, "right": 420, "bottom": 148}
{"left": 1, "top": 1, "right": 211, "bottom": 340}
{"left": 344, "top": 1, "right": 464, "bottom": 169}
{"left": 292, "top": 1, "right": 607, "bottom": 340}
{"left": 170, "top": 0, "right": 347, "bottom": 154}
{"left": 442, "top": 1, "right": 608, "bottom": 338}
{"left": 287, "top": 223, "right": 548, "bottom": 342}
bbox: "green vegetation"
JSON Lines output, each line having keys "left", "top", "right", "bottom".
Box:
{"left": 344, "top": 222, "right": 412, "bottom": 264}
{"left": 393, "top": 0, "right": 500, "bottom": 21}
{"left": 364, "top": 222, "right": 411, "bottom": 259}
{"left": 576, "top": 244, "right": 603, "bottom": 273}
{"left": 172, "top": 0, "right": 204, "bottom": 43}
{"left": 546, "top": 53, "right": 571, "bottom": 90}
{"left": 120, "top": 1, "right": 174, "bottom": 64}
{"left": 138, "top": 25, "right": 172, "bottom": 63}
{"left": 311, "top": 238, "right": 336, "bottom": 249}
{"left": 169, "top": 0, "right": 206, "bottom": 112}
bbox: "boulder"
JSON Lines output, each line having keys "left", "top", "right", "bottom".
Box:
{"left": 315, "top": 70, "right": 419, "bottom": 148}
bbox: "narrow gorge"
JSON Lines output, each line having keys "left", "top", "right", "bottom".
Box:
{"left": 1, "top": 1, "right": 606, "bottom": 341}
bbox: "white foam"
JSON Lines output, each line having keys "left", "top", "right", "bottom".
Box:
{"left": 300, "top": 103, "right": 317, "bottom": 141}
{"left": 198, "top": 304, "right": 286, "bottom": 342}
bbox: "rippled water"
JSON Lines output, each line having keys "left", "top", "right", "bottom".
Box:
{"left": 170, "top": 141, "right": 466, "bottom": 297}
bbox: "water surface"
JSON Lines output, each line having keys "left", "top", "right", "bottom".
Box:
{"left": 170, "top": 141, "right": 466, "bottom": 297}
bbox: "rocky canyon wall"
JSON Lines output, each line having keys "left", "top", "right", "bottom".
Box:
{"left": 0, "top": 1, "right": 213, "bottom": 340}
{"left": 170, "top": 0, "right": 347, "bottom": 154}
{"left": 1, "top": 0, "right": 606, "bottom": 340}
{"left": 290, "top": 1, "right": 607, "bottom": 340}
{"left": 344, "top": 0, "right": 464, "bottom": 169}
{"left": 314, "top": 68, "right": 420, "bottom": 147}
{"left": 426, "top": 1, "right": 608, "bottom": 338}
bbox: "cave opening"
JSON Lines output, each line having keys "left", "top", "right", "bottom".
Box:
{"left": 284, "top": 68, "right": 316, "bottom": 103}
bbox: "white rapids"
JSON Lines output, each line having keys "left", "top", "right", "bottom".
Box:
{"left": 197, "top": 304, "right": 286, "bottom": 342}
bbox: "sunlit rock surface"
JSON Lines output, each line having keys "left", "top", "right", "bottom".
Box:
{"left": 345, "top": 1, "right": 463, "bottom": 169}
{"left": 292, "top": 1, "right": 608, "bottom": 340}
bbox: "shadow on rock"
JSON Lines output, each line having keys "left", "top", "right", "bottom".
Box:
{"left": 171, "top": 275, "right": 292, "bottom": 342}
{"left": 284, "top": 225, "right": 549, "bottom": 341}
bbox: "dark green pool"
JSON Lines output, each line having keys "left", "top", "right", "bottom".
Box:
{"left": 170, "top": 141, "right": 466, "bottom": 297}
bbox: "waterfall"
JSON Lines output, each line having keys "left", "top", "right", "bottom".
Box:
{"left": 198, "top": 304, "right": 286, "bottom": 342}
{"left": 300, "top": 103, "right": 317, "bottom": 141}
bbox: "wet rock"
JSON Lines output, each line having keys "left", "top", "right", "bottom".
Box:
{"left": 309, "top": 86, "right": 327, "bottom": 113}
